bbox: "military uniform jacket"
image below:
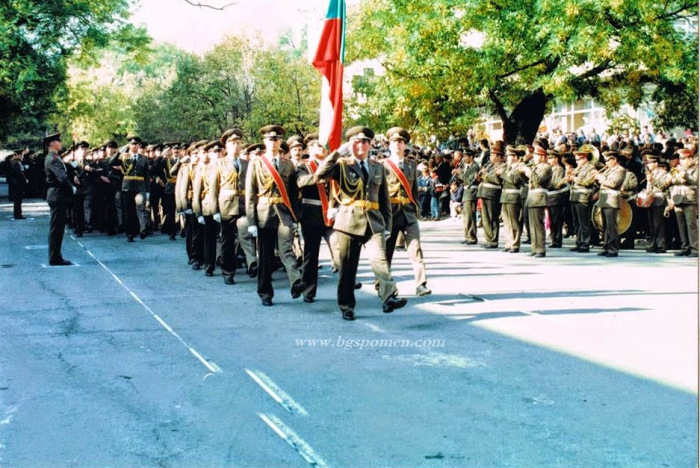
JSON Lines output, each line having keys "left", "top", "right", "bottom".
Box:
{"left": 211, "top": 157, "right": 247, "bottom": 220}
{"left": 547, "top": 165, "right": 569, "bottom": 206}
{"left": 315, "top": 151, "right": 392, "bottom": 237}
{"left": 382, "top": 157, "right": 419, "bottom": 225}
{"left": 499, "top": 164, "right": 525, "bottom": 204}
{"left": 459, "top": 162, "right": 480, "bottom": 202}
{"left": 45, "top": 152, "right": 73, "bottom": 203}
{"left": 597, "top": 165, "right": 626, "bottom": 209}
{"left": 192, "top": 163, "right": 217, "bottom": 217}
{"left": 646, "top": 168, "right": 670, "bottom": 207}
{"left": 296, "top": 159, "right": 331, "bottom": 227}
{"left": 477, "top": 162, "right": 504, "bottom": 200}
{"left": 108, "top": 152, "right": 150, "bottom": 193}
{"left": 621, "top": 170, "right": 640, "bottom": 202}
{"left": 525, "top": 163, "right": 552, "bottom": 208}
{"left": 9, "top": 159, "right": 28, "bottom": 188}
{"left": 174, "top": 162, "right": 193, "bottom": 213}
{"left": 669, "top": 165, "right": 698, "bottom": 205}
{"left": 245, "top": 154, "right": 299, "bottom": 229}
{"left": 152, "top": 156, "right": 179, "bottom": 195}
{"left": 569, "top": 162, "right": 597, "bottom": 204}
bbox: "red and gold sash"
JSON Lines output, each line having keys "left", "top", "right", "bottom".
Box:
{"left": 309, "top": 159, "right": 333, "bottom": 227}
{"left": 259, "top": 156, "right": 297, "bottom": 221}
{"left": 384, "top": 159, "right": 418, "bottom": 208}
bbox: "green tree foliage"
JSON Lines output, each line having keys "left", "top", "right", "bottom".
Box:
{"left": 0, "top": 0, "right": 149, "bottom": 144}
{"left": 347, "top": 0, "right": 698, "bottom": 143}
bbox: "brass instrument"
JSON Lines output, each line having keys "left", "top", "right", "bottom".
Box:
{"left": 579, "top": 143, "right": 600, "bottom": 167}
{"left": 592, "top": 199, "right": 633, "bottom": 234}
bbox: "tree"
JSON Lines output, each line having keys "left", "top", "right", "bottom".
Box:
{"left": 0, "top": 0, "right": 149, "bottom": 143}
{"left": 347, "top": 0, "right": 698, "bottom": 144}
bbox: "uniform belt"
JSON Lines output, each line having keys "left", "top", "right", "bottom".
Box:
{"left": 548, "top": 186, "right": 570, "bottom": 195}
{"left": 302, "top": 198, "right": 322, "bottom": 206}
{"left": 222, "top": 188, "right": 245, "bottom": 195}
{"left": 390, "top": 196, "right": 412, "bottom": 204}
{"left": 529, "top": 188, "right": 548, "bottom": 193}
{"left": 601, "top": 188, "right": 620, "bottom": 194}
{"left": 259, "top": 196, "right": 284, "bottom": 204}
{"left": 503, "top": 189, "right": 521, "bottom": 194}
{"left": 572, "top": 187, "right": 593, "bottom": 192}
{"left": 341, "top": 199, "right": 379, "bottom": 210}
{"left": 480, "top": 183, "right": 500, "bottom": 189}
{"left": 167, "top": 177, "right": 177, "bottom": 184}
{"left": 124, "top": 175, "right": 145, "bottom": 181}
{"left": 653, "top": 193, "right": 665, "bottom": 198}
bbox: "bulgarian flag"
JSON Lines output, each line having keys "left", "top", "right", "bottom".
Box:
{"left": 312, "top": 0, "right": 346, "bottom": 152}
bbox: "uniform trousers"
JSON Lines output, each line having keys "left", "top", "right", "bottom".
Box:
{"left": 602, "top": 207, "right": 620, "bottom": 254}
{"left": 528, "top": 206, "right": 547, "bottom": 255}
{"left": 462, "top": 199, "right": 478, "bottom": 242}
{"left": 572, "top": 202, "right": 592, "bottom": 248}
{"left": 122, "top": 191, "right": 148, "bottom": 236}
{"left": 675, "top": 204, "right": 699, "bottom": 254}
{"left": 186, "top": 213, "right": 204, "bottom": 265}
{"left": 161, "top": 193, "right": 177, "bottom": 236}
{"left": 501, "top": 203, "right": 522, "bottom": 250}
{"left": 335, "top": 227, "right": 397, "bottom": 315}
{"left": 647, "top": 206, "right": 667, "bottom": 250}
{"left": 48, "top": 201, "right": 69, "bottom": 263}
{"left": 480, "top": 197, "right": 501, "bottom": 246}
{"left": 257, "top": 222, "right": 301, "bottom": 300}
{"left": 220, "top": 216, "right": 242, "bottom": 279}
{"left": 385, "top": 216, "right": 427, "bottom": 288}
{"left": 202, "top": 215, "right": 218, "bottom": 273}
{"left": 300, "top": 222, "right": 336, "bottom": 298}
{"left": 548, "top": 204, "right": 566, "bottom": 246}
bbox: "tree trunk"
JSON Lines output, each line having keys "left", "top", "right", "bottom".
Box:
{"left": 502, "top": 88, "right": 549, "bottom": 145}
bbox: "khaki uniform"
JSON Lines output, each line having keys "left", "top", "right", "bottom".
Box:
{"left": 547, "top": 165, "right": 568, "bottom": 247}
{"left": 477, "top": 162, "right": 504, "bottom": 247}
{"left": 193, "top": 162, "right": 219, "bottom": 273}
{"left": 525, "top": 163, "right": 552, "bottom": 255}
{"left": 597, "top": 165, "right": 626, "bottom": 255}
{"left": 498, "top": 163, "right": 525, "bottom": 250}
{"left": 669, "top": 164, "right": 698, "bottom": 254}
{"left": 646, "top": 168, "right": 669, "bottom": 251}
{"left": 459, "top": 162, "right": 480, "bottom": 243}
{"left": 570, "top": 162, "right": 597, "bottom": 249}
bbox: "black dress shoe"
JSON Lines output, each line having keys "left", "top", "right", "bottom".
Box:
{"left": 688, "top": 252, "right": 699, "bottom": 258}
{"left": 192, "top": 263, "right": 202, "bottom": 271}
{"left": 656, "top": 249, "right": 667, "bottom": 253}
{"left": 354, "top": 282, "right": 362, "bottom": 290}
{"left": 577, "top": 247, "right": 590, "bottom": 253}
{"left": 508, "top": 248, "right": 519, "bottom": 253}
{"left": 534, "top": 252, "right": 546, "bottom": 258}
{"left": 646, "top": 247, "right": 658, "bottom": 253}
{"left": 205, "top": 269, "right": 214, "bottom": 277}
{"left": 605, "top": 252, "right": 618, "bottom": 257}
{"left": 187, "top": 258, "right": 195, "bottom": 265}
{"left": 261, "top": 297, "right": 273, "bottom": 306}
{"left": 224, "top": 276, "right": 235, "bottom": 285}
{"left": 569, "top": 246, "right": 581, "bottom": 252}
{"left": 247, "top": 261, "right": 258, "bottom": 277}
{"left": 548, "top": 244, "right": 561, "bottom": 248}
{"left": 597, "top": 251, "right": 609, "bottom": 256}
{"left": 482, "top": 244, "right": 498, "bottom": 249}
{"left": 466, "top": 240, "right": 478, "bottom": 245}
{"left": 75, "top": 232, "right": 83, "bottom": 238}
{"left": 169, "top": 235, "right": 176, "bottom": 241}
{"left": 674, "top": 250, "right": 690, "bottom": 257}
{"left": 342, "top": 310, "right": 355, "bottom": 321}
{"left": 383, "top": 296, "right": 407, "bottom": 313}
{"left": 49, "top": 259, "right": 72, "bottom": 266}
{"left": 303, "top": 295, "right": 315, "bottom": 303}
{"left": 127, "top": 236, "right": 134, "bottom": 243}
{"left": 139, "top": 230, "right": 147, "bottom": 240}
{"left": 523, "top": 239, "right": 531, "bottom": 244}
{"left": 14, "top": 215, "right": 26, "bottom": 220}
{"left": 291, "top": 280, "right": 307, "bottom": 299}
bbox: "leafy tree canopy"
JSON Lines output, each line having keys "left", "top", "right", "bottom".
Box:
{"left": 347, "top": 0, "right": 698, "bottom": 144}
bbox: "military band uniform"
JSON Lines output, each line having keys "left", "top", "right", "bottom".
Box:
{"left": 596, "top": 156, "right": 626, "bottom": 256}
{"left": 9, "top": 155, "right": 28, "bottom": 219}
{"left": 569, "top": 155, "right": 597, "bottom": 252}
{"left": 547, "top": 163, "right": 569, "bottom": 248}
{"left": 458, "top": 158, "right": 480, "bottom": 244}
{"left": 477, "top": 160, "right": 504, "bottom": 248}
{"left": 669, "top": 153, "right": 699, "bottom": 256}
{"left": 524, "top": 160, "right": 552, "bottom": 256}
{"left": 158, "top": 153, "right": 179, "bottom": 239}
{"left": 174, "top": 156, "right": 203, "bottom": 266}
{"left": 44, "top": 138, "right": 73, "bottom": 265}
{"left": 646, "top": 163, "right": 670, "bottom": 252}
{"left": 108, "top": 145, "right": 150, "bottom": 240}
{"left": 192, "top": 151, "right": 220, "bottom": 276}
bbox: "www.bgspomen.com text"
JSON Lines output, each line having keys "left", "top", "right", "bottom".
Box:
{"left": 295, "top": 336, "right": 446, "bottom": 350}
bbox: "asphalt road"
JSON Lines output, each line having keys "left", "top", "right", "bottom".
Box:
{"left": 0, "top": 194, "right": 697, "bottom": 468}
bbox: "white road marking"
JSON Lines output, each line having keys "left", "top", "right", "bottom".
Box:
{"left": 41, "top": 263, "right": 81, "bottom": 268}
{"left": 244, "top": 369, "right": 308, "bottom": 416}
{"left": 24, "top": 245, "right": 48, "bottom": 250}
{"left": 359, "top": 322, "right": 387, "bottom": 334}
{"left": 258, "top": 413, "right": 329, "bottom": 468}
{"left": 73, "top": 240, "right": 222, "bottom": 374}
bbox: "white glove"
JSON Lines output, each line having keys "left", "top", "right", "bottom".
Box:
{"left": 145, "top": 192, "right": 150, "bottom": 201}
{"left": 71, "top": 186, "right": 77, "bottom": 195}
{"left": 213, "top": 213, "right": 222, "bottom": 223}
{"left": 247, "top": 225, "right": 258, "bottom": 237}
{"left": 197, "top": 216, "right": 206, "bottom": 225}
{"left": 185, "top": 209, "right": 193, "bottom": 215}
{"left": 181, "top": 155, "right": 191, "bottom": 164}
{"left": 326, "top": 207, "right": 338, "bottom": 220}
{"left": 292, "top": 222, "right": 298, "bottom": 229}
{"left": 384, "top": 230, "right": 391, "bottom": 240}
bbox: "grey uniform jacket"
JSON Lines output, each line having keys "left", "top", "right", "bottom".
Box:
{"left": 597, "top": 165, "right": 626, "bottom": 209}
{"left": 547, "top": 165, "right": 569, "bottom": 206}
{"left": 525, "top": 163, "right": 552, "bottom": 208}
{"left": 459, "top": 163, "right": 480, "bottom": 202}
{"left": 45, "top": 152, "right": 73, "bottom": 203}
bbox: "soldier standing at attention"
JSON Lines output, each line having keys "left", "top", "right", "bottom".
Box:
{"left": 669, "top": 148, "right": 698, "bottom": 257}
{"left": 382, "top": 127, "right": 431, "bottom": 296}
{"left": 456, "top": 148, "right": 480, "bottom": 245}
{"left": 9, "top": 148, "right": 28, "bottom": 220}
{"left": 314, "top": 126, "right": 407, "bottom": 321}
{"left": 568, "top": 148, "right": 597, "bottom": 253}
{"left": 496, "top": 145, "right": 526, "bottom": 253}
{"left": 520, "top": 143, "right": 552, "bottom": 258}
{"left": 477, "top": 142, "right": 504, "bottom": 249}
{"left": 546, "top": 149, "right": 569, "bottom": 248}
{"left": 44, "top": 133, "right": 73, "bottom": 265}
{"left": 245, "top": 125, "right": 307, "bottom": 307}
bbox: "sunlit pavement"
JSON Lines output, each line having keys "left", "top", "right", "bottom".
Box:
{"left": 0, "top": 196, "right": 697, "bottom": 468}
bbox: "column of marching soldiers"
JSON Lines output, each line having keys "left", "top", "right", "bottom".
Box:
{"left": 37, "top": 125, "right": 698, "bottom": 321}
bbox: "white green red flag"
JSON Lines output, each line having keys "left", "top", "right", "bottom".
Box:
{"left": 312, "top": 0, "right": 345, "bottom": 152}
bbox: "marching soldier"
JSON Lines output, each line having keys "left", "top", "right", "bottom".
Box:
{"left": 295, "top": 132, "right": 338, "bottom": 302}
{"left": 44, "top": 133, "right": 73, "bottom": 265}
{"left": 595, "top": 151, "right": 627, "bottom": 257}
{"left": 496, "top": 145, "right": 526, "bottom": 253}
{"left": 477, "top": 142, "right": 504, "bottom": 248}
{"left": 520, "top": 144, "right": 552, "bottom": 257}
{"left": 99, "top": 141, "right": 120, "bottom": 236}
{"left": 314, "top": 126, "right": 407, "bottom": 321}
{"left": 108, "top": 136, "right": 150, "bottom": 242}
{"left": 245, "top": 125, "right": 307, "bottom": 306}
{"left": 568, "top": 148, "right": 597, "bottom": 253}
{"left": 173, "top": 144, "right": 199, "bottom": 266}
{"left": 382, "top": 127, "right": 431, "bottom": 296}
{"left": 669, "top": 148, "right": 698, "bottom": 257}
{"left": 643, "top": 152, "right": 669, "bottom": 253}
{"left": 157, "top": 143, "right": 180, "bottom": 240}
{"left": 546, "top": 150, "right": 569, "bottom": 248}
{"left": 192, "top": 141, "right": 222, "bottom": 277}
{"left": 456, "top": 148, "right": 480, "bottom": 244}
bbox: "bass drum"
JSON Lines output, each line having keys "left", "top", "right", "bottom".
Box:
{"left": 592, "top": 199, "right": 633, "bottom": 234}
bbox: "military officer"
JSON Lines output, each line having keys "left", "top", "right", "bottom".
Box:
{"left": 669, "top": 148, "right": 698, "bottom": 257}
{"left": 314, "top": 126, "right": 407, "bottom": 321}
{"left": 173, "top": 143, "right": 201, "bottom": 266}
{"left": 477, "top": 142, "right": 505, "bottom": 248}
{"left": 192, "top": 141, "right": 222, "bottom": 277}
{"left": 382, "top": 127, "right": 431, "bottom": 296}
{"left": 595, "top": 151, "right": 627, "bottom": 257}
{"left": 108, "top": 136, "right": 150, "bottom": 242}
{"left": 497, "top": 145, "right": 526, "bottom": 253}
{"left": 44, "top": 133, "right": 73, "bottom": 265}
{"left": 156, "top": 143, "right": 180, "bottom": 240}
{"left": 245, "top": 125, "right": 307, "bottom": 306}
{"left": 8, "top": 149, "right": 28, "bottom": 219}
{"left": 546, "top": 150, "right": 569, "bottom": 248}
{"left": 455, "top": 148, "right": 480, "bottom": 244}
{"left": 520, "top": 144, "right": 552, "bottom": 257}
{"left": 568, "top": 148, "right": 597, "bottom": 252}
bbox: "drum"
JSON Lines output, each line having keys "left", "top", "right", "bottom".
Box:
{"left": 592, "top": 199, "right": 632, "bottom": 234}
{"left": 635, "top": 189, "right": 653, "bottom": 208}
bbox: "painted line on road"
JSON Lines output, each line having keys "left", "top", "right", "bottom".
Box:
{"left": 359, "top": 322, "right": 388, "bottom": 334}
{"left": 73, "top": 238, "right": 222, "bottom": 374}
{"left": 244, "top": 369, "right": 308, "bottom": 416}
{"left": 258, "top": 413, "right": 329, "bottom": 468}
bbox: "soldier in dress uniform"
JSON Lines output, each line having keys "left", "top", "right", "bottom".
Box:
{"left": 669, "top": 148, "right": 698, "bottom": 257}
{"left": 382, "top": 127, "right": 431, "bottom": 296}
{"left": 546, "top": 149, "right": 569, "bottom": 248}
{"left": 8, "top": 149, "right": 28, "bottom": 219}
{"left": 245, "top": 125, "right": 307, "bottom": 306}
{"left": 568, "top": 149, "right": 597, "bottom": 253}
{"left": 295, "top": 132, "right": 339, "bottom": 302}
{"left": 595, "top": 151, "right": 627, "bottom": 257}
{"left": 455, "top": 148, "right": 480, "bottom": 244}
{"left": 520, "top": 144, "right": 552, "bottom": 257}
{"left": 314, "top": 126, "right": 407, "bottom": 321}
{"left": 44, "top": 133, "right": 73, "bottom": 265}
{"left": 496, "top": 145, "right": 526, "bottom": 253}
{"left": 156, "top": 143, "right": 180, "bottom": 240}
{"left": 173, "top": 143, "right": 199, "bottom": 265}
{"left": 99, "top": 141, "right": 120, "bottom": 236}
{"left": 643, "top": 153, "right": 669, "bottom": 253}
{"left": 287, "top": 135, "right": 305, "bottom": 167}
{"left": 192, "top": 141, "right": 222, "bottom": 276}
{"left": 108, "top": 136, "right": 150, "bottom": 242}
{"left": 477, "top": 142, "right": 504, "bottom": 248}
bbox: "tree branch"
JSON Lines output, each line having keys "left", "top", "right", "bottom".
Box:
{"left": 574, "top": 59, "right": 613, "bottom": 81}
{"left": 183, "top": 0, "right": 238, "bottom": 10}
{"left": 488, "top": 89, "right": 509, "bottom": 123}
{"left": 606, "top": 2, "right": 696, "bottom": 30}
{"left": 497, "top": 59, "right": 548, "bottom": 80}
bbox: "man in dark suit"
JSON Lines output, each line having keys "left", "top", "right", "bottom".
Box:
{"left": 44, "top": 133, "right": 73, "bottom": 265}
{"left": 9, "top": 149, "right": 28, "bottom": 219}
{"left": 314, "top": 126, "right": 407, "bottom": 321}
{"left": 245, "top": 125, "right": 306, "bottom": 306}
